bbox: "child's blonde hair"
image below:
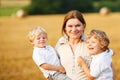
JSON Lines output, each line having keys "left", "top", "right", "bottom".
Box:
{"left": 28, "top": 26, "right": 47, "bottom": 43}
{"left": 87, "top": 29, "right": 110, "bottom": 51}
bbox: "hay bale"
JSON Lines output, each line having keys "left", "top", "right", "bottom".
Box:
{"left": 16, "top": 9, "right": 27, "bottom": 18}
{"left": 99, "top": 7, "right": 110, "bottom": 16}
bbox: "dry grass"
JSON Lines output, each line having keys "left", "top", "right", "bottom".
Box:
{"left": 0, "top": 13, "right": 120, "bottom": 80}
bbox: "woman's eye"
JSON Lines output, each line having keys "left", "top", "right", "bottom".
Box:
{"left": 76, "top": 24, "right": 81, "bottom": 27}
{"left": 76, "top": 24, "right": 80, "bottom": 27}
{"left": 68, "top": 25, "right": 72, "bottom": 27}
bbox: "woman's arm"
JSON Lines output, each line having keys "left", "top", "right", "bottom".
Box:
{"left": 77, "top": 56, "right": 95, "bottom": 80}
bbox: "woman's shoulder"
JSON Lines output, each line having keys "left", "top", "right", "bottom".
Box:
{"left": 58, "top": 36, "right": 68, "bottom": 44}
{"left": 55, "top": 36, "right": 68, "bottom": 49}
{"left": 56, "top": 43, "right": 69, "bottom": 52}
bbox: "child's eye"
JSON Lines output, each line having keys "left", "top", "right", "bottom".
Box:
{"left": 37, "top": 37, "right": 40, "bottom": 40}
{"left": 91, "top": 41, "right": 96, "bottom": 43}
{"left": 42, "top": 37, "right": 46, "bottom": 39}
{"left": 86, "top": 41, "right": 89, "bottom": 44}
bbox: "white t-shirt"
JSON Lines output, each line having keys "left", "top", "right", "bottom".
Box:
{"left": 32, "top": 45, "right": 61, "bottom": 78}
{"left": 90, "top": 49, "right": 113, "bottom": 80}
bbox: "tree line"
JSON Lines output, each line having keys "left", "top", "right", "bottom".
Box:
{"left": 24, "top": 0, "right": 120, "bottom": 15}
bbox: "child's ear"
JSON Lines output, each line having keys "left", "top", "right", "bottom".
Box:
{"left": 100, "top": 43, "right": 105, "bottom": 50}
{"left": 31, "top": 42, "right": 34, "bottom": 46}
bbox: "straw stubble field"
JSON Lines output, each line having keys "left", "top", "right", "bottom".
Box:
{"left": 0, "top": 13, "right": 120, "bottom": 80}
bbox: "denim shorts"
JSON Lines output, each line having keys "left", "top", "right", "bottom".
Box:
{"left": 48, "top": 72, "right": 71, "bottom": 80}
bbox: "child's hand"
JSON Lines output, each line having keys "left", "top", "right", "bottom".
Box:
{"left": 77, "top": 56, "right": 85, "bottom": 66}
{"left": 58, "top": 66, "right": 66, "bottom": 74}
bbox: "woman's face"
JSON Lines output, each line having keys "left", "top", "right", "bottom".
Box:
{"left": 65, "top": 18, "right": 85, "bottom": 39}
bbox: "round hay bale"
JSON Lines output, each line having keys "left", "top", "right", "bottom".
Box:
{"left": 16, "top": 9, "right": 27, "bottom": 18}
{"left": 99, "top": 7, "right": 110, "bottom": 16}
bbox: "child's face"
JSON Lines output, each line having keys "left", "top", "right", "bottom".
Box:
{"left": 32, "top": 33, "right": 47, "bottom": 48}
{"left": 86, "top": 36, "right": 103, "bottom": 55}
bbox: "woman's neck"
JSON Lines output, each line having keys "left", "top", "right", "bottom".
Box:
{"left": 69, "top": 38, "right": 81, "bottom": 45}
{"left": 68, "top": 38, "right": 81, "bottom": 53}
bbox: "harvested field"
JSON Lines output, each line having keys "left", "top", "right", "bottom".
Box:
{"left": 0, "top": 12, "right": 120, "bottom": 80}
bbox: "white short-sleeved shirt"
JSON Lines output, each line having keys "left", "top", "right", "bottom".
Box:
{"left": 90, "top": 49, "right": 113, "bottom": 80}
{"left": 32, "top": 45, "right": 61, "bottom": 78}
{"left": 57, "top": 41, "right": 91, "bottom": 80}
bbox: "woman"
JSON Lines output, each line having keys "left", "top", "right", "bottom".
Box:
{"left": 56, "top": 10, "right": 91, "bottom": 80}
